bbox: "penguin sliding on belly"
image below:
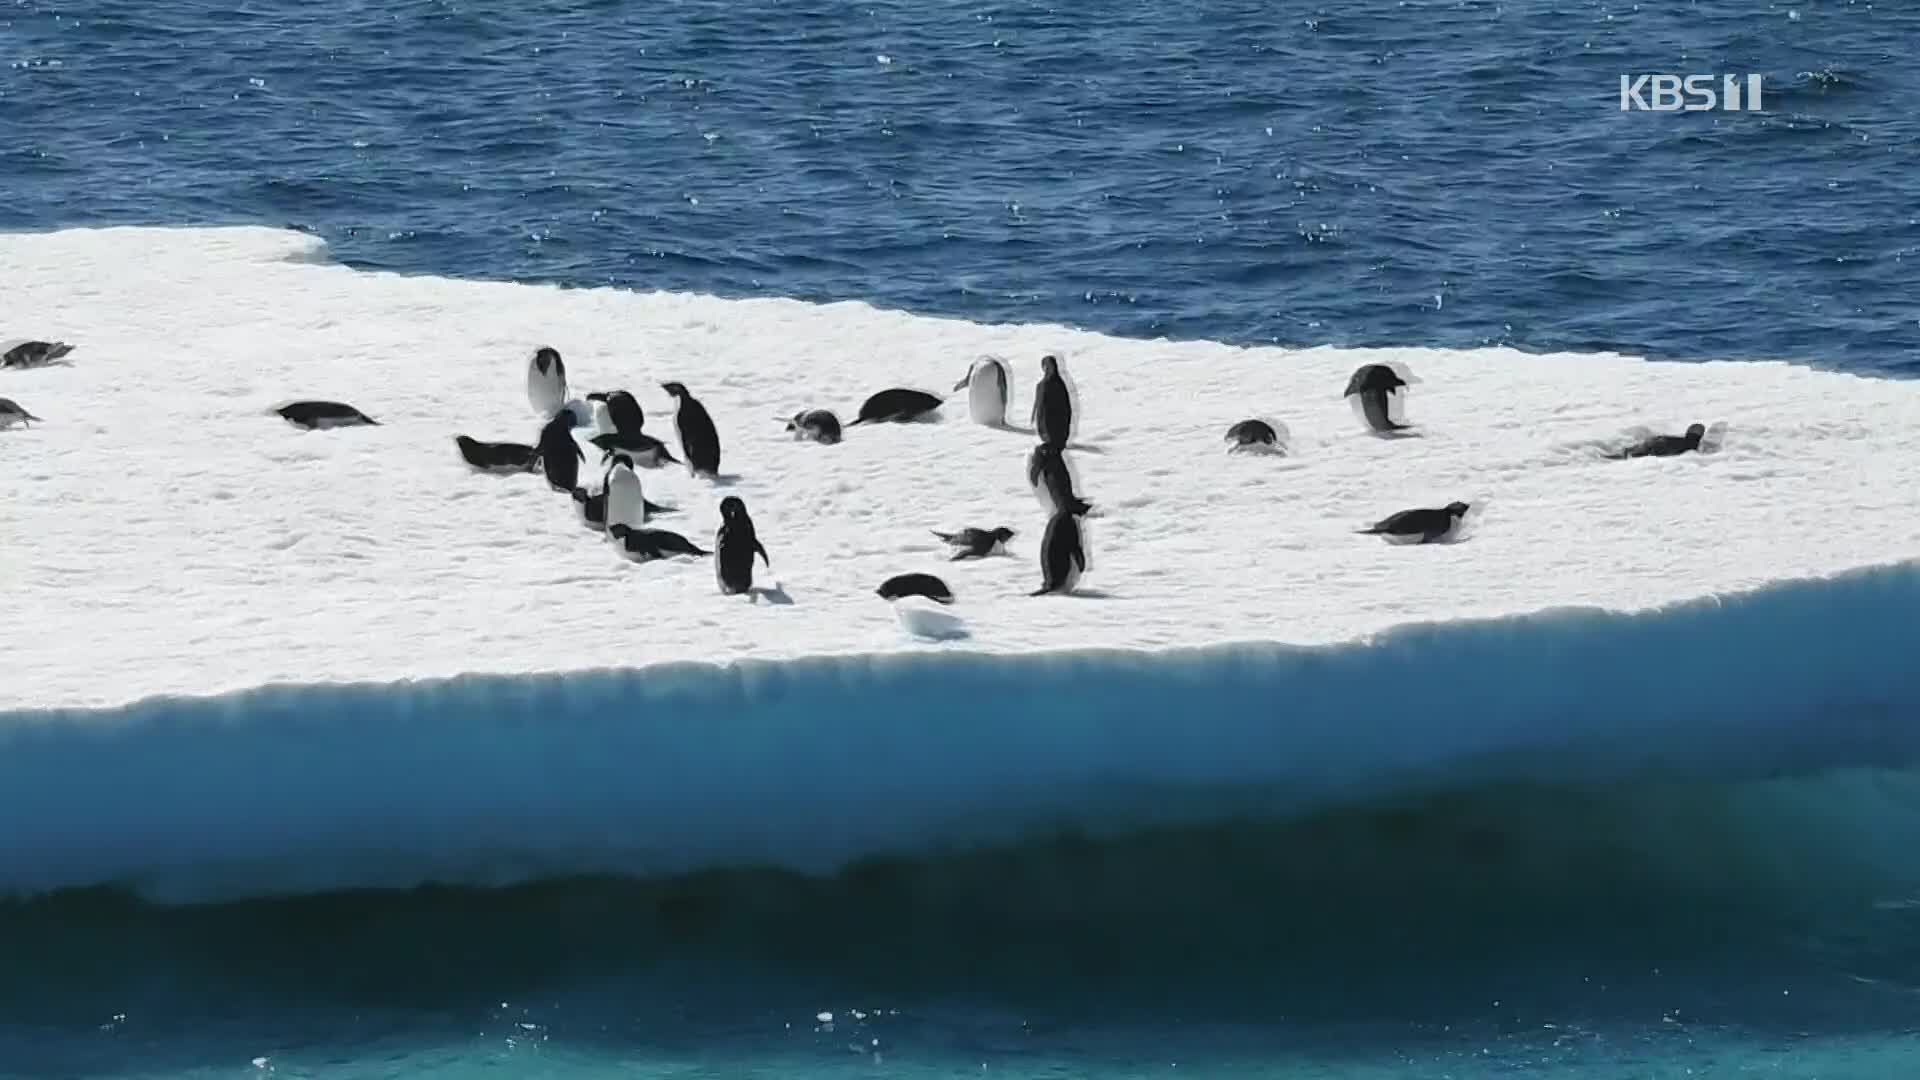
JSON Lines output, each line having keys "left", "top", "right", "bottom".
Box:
{"left": 1358, "top": 501, "right": 1473, "bottom": 545}
{"left": 954, "top": 356, "right": 1010, "bottom": 427}
{"left": 714, "top": 496, "right": 772, "bottom": 595}
{"left": 608, "top": 523, "right": 710, "bottom": 563}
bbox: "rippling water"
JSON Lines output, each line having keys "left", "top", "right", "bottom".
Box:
{"left": 6, "top": 0, "right": 1918, "bottom": 369}
{"left": 5, "top": 1, "right": 1920, "bottom": 1076}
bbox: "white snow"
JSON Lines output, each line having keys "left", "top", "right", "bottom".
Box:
{"left": 4, "top": 225, "right": 1920, "bottom": 901}
{"left": 4, "top": 227, "right": 1918, "bottom": 712}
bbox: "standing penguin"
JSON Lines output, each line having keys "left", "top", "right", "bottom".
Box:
{"left": 1027, "top": 443, "right": 1093, "bottom": 516}
{"left": 955, "top": 356, "right": 1011, "bottom": 427}
{"left": 527, "top": 346, "right": 568, "bottom": 417}
{"left": 536, "top": 410, "right": 585, "bottom": 494}
{"left": 714, "top": 496, "right": 772, "bottom": 595}
{"left": 1032, "top": 354, "right": 1073, "bottom": 447}
{"left": 604, "top": 456, "right": 649, "bottom": 530}
{"left": 662, "top": 382, "right": 722, "bottom": 479}
{"left": 1031, "top": 508, "right": 1088, "bottom": 596}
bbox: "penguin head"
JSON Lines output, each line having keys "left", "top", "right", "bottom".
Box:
{"left": 1445, "top": 501, "right": 1471, "bottom": 518}
{"left": 720, "top": 495, "right": 747, "bottom": 520}
{"left": 609, "top": 453, "right": 636, "bottom": 472}
{"left": 533, "top": 346, "right": 562, "bottom": 372}
{"left": 661, "top": 381, "right": 689, "bottom": 399}
{"left": 992, "top": 527, "right": 1016, "bottom": 542}
{"left": 1685, "top": 422, "right": 1707, "bottom": 443}
{"left": 1040, "top": 354, "right": 1059, "bottom": 375}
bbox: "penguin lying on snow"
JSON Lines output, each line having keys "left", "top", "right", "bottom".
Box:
{"left": 1358, "top": 502, "right": 1473, "bottom": 545}
{"left": 876, "top": 573, "right": 954, "bottom": 605}
{"left": 1225, "top": 418, "right": 1288, "bottom": 454}
{"left": 849, "top": 388, "right": 944, "bottom": 426}
{"left": 931, "top": 526, "right": 1015, "bottom": 560}
{"left": 608, "top": 524, "right": 709, "bottom": 563}
{"left": 1, "top": 340, "right": 75, "bottom": 368}
{"left": 275, "top": 401, "right": 379, "bottom": 430}
{"left": 1606, "top": 421, "right": 1725, "bottom": 460}
{"left": 454, "top": 435, "right": 540, "bottom": 474}
{"left": 0, "top": 398, "right": 42, "bottom": 429}
{"left": 783, "top": 409, "right": 842, "bottom": 444}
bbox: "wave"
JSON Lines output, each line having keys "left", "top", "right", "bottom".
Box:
{"left": 5, "top": 562, "right": 1920, "bottom": 907}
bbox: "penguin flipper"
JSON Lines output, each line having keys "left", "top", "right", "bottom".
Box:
{"left": 644, "top": 499, "right": 677, "bottom": 516}
{"left": 1029, "top": 583, "right": 1054, "bottom": 597}
{"left": 754, "top": 540, "right": 771, "bottom": 567}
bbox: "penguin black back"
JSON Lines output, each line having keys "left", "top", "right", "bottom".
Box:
{"left": 663, "top": 381, "right": 722, "bottom": 478}
{"left": 850, "top": 388, "right": 944, "bottom": 425}
{"left": 1027, "top": 443, "right": 1093, "bottom": 516}
{"left": 1032, "top": 353, "right": 1073, "bottom": 448}
{"left": 876, "top": 573, "right": 954, "bottom": 604}
{"left": 537, "top": 411, "right": 585, "bottom": 493}
{"left": 1032, "top": 508, "right": 1087, "bottom": 596}
{"left": 276, "top": 400, "right": 378, "bottom": 430}
{"left": 715, "top": 495, "right": 772, "bottom": 595}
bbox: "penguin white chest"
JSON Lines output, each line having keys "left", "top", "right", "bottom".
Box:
{"left": 967, "top": 367, "right": 1007, "bottom": 425}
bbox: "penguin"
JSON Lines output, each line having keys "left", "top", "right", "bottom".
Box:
{"left": 571, "top": 456, "right": 673, "bottom": 532}
{"left": 453, "top": 435, "right": 540, "bottom": 474}
{"left": 783, "top": 409, "right": 842, "bottom": 445}
{"left": 876, "top": 573, "right": 954, "bottom": 605}
{"left": 0, "top": 397, "right": 42, "bottom": 429}
{"left": 591, "top": 430, "right": 680, "bottom": 468}
{"left": 536, "top": 410, "right": 585, "bottom": 494}
{"left": 1343, "top": 363, "right": 1413, "bottom": 435}
{"left": 849, "top": 388, "right": 944, "bottom": 426}
{"left": 1225, "top": 419, "right": 1287, "bottom": 454}
{"left": 599, "top": 454, "right": 673, "bottom": 529}
{"left": 1, "top": 340, "right": 74, "bottom": 368}
{"left": 931, "top": 526, "right": 1015, "bottom": 561}
{"left": 589, "top": 387, "right": 678, "bottom": 465}
{"left": 662, "top": 381, "right": 722, "bottom": 478}
{"left": 593, "top": 389, "right": 646, "bottom": 434}
{"left": 1032, "top": 353, "right": 1073, "bottom": 447}
{"left": 1358, "top": 502, "right": 1472, "bottom": 545}
{"left": 608, "top": 523, "right": 710, "bottom": 562}
{"left": 714, "top": 496, "right": 772, "bottom": 595}
{"left": 527, "top": 346, "right": 568, "bottom": 417}
{"left": 1031, "top": 508, "right": 1088, "bottom": 596}
{"left": 1607, "top": 422, "right": 1720, "bottom": 460}
{"left": 1027, "top": 443, "right": 1093, "bottom": 516}
{"left": 954, "top": 356, "right": 1010, "bottom": 426}
{"left": 275, "top": 401, "right": 379, "bottom": 429}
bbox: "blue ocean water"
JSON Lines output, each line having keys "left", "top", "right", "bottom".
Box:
{"left": 5, "top": 1, "right": 1920, "bottom": 1077}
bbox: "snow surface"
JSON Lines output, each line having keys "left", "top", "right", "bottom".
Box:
{"left": 4, "top": 226, "right": 1920, "bottom": 901}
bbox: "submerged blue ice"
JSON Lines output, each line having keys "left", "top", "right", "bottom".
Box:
{"left": 3, "top": 562, "right": 1919, "bottom": 904}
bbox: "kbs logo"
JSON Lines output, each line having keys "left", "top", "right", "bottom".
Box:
{"left": 1619, "top": 74, "right": 1764, "bottom": 112}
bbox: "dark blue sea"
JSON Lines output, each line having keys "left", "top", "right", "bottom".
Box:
{"left": 5, "top": 1, "right": 1920, "bottom": 1076}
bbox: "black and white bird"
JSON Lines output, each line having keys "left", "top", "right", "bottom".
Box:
{"left": 931, "top": 526, "right": 1015, "bottom": 560}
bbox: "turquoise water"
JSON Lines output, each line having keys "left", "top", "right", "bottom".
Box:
{"left": 5, "top": 0, "right": 1920, "bottom": 1075}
